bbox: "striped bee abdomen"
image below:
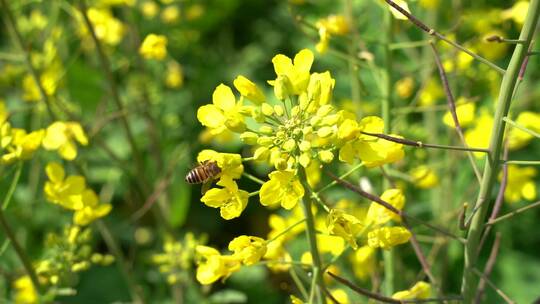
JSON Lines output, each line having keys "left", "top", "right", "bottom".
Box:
{"left": 185, "top": 161, "right": 221, "bottom": 184}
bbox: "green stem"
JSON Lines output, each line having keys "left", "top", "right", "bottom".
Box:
{"left": 382, "top": 8, "right": 395, "bottom": 295}
{"left": 242, "top": 172, "right": 265, "bottom": 185}
{"left": 486, "top": 200, "right": 540, "bottom": 226}
{"left": 461, "top": 1, "right": 540, "bottom": 302}
{"left": 289, "top": 268, "right": 310, "bottom": 301}
{"left": 504, "top": 160, "right": 540, "bottom": 165}
{"left": 267, "top": 219, "right": 306, "bottom": 243}
{"left": 2, "top": 162, "right": 23, "bottom": 210}
{"left": 97, "top": 220, "right": 144, "bottom": 304}
{"left": 299, "top": 169, "right": 325, "bottom": 304}
{"left": 503, "top": 116, "right": 540, "bottom": 139}
{"left": 0, "top": 0, "right": 57, "bottom": 120}
{"left": 0, "top": 162, "right": 41, "bottom": 293}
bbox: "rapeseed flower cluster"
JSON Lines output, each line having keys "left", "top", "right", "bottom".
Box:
{"left": 193, "top": 49, "right": 410, "bottom": 286}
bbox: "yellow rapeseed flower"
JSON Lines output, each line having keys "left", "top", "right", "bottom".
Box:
{"left": 139, "top": 34, "right": 168, "bottom": 60}
{"left": 195, "top": 245, "right": 241, "bottom": 285}
{"left": 73, "top": 189, "right": 112, "bottom": 226}
{"left": 501, "top": 165, "right": 537, "bottom": 203}
{"left": 507, "top": 112, "right": 540, "bottom": 150}
{"left": 410, "top": 166, "right": 439, "bottom": 189}
{"left": 197, "top": 84, "right": 248, "bottom": 133}
{"left": 201, "top": 176, "right": 249, "bottom": 220}
{"left": 392, "top": 281, "right": 432, "bottom": 300}
{"left": 228, "top": 235, "right": 267, "bottom": 265}
{"left": 269, "top": 49, "right": 313, "bottom": 95}
{"left": 350, "top": 245, "right": 376, "bottom": 280}
{"left": 366, "top": 188, "right": 405, "bottom": 225}
{"left": 326, "top": 209, "right": 363, "bottom": 249}
{"left": 165, "top": 61, "right": 184, "bottom": 88}
{"left": 12, "top": 276, "right": 38, "bottom": 304}
{"left": 233, "top": 75, "right": 266, "bottom": 104}
{"left": 44, "top": 162, "right": 86, "bottom": 210}
{"left": 442, "top": 98, "right": 476, "bottom": 128}
{"left": 42, "top": 121, "right": 88, "bottom": 160}
{"left": 367, "top": 226, "right": 411, "bottom": 250}
{"left": 260, "top": 170, "right": 305, "bottom": 210}
{"left": 197, "top": 149, "right": 244, "bottom": 182}
{"left": 0, "top": 123, "right": 44, "bottom": 164}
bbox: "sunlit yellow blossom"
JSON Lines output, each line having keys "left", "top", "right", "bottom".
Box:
{"left": 73, "top": 189, "right": 112, "bottom": 226}
{"left": 315, "top": 15, "right": 349, "bottom": 53}
{"left": 367, "top": 226, "right": 411, "bottom": 250}
{"left": 317, "top": 234, "right": 345, "bottom": 256}
{"left": 201, "top": 176, "right": 249, "bottom": 220}
{"left": 161, "top": 5, "right": 180, "bottom": 23}
{"left": 260, "top": 170, "right": 304, "bottom": 210}
{"left": 396, "top": 76, "right": 414, "bottom": 99}
{"left": 197, "top": 84, "right": 248, "bottom": 133}
{"left": 410, "top": 166, "right": 439, "bottom": 189}
{"left": 0, "top": 100, "right": 7, "bottom": 124}
{"left": 290, "top": 295, "right": 304, "bottom": 304}
{"left": 139, "top": 34, "right": 168, "bottom": 60}
{"left": 269, "top": 49, "right": 313, "bottom": 95}
{"left": 13, "top": 276, "right": 38, "bottom": 304}
{"left": 442, "top": 98, "right": 476, "bottom": 128}
{"left": 507, "top": 112, "right": 540, "bottom": 150}
{"left": 1, "top": 124, "right": 44, "bottom": 164}
{"left": 195, "top": 245, "right": 241, "bottom": 285}
{"left": 326, "top": 209, "right": 363, "bottom": 249}
{"left": 234, "top": 75, "right": 266, "bottom": 104}
{"left": 44, "top": 162, "right": 86, "bottom": 210}
{"left": 465, "top": 111, "right": 493, "bottom": 158}
{"left": 80, "top": 8, "right": 125, "bottom": 46}
{"left": 350, "top": 245, "right": 376, "bottom": 280}
{"left": 42, "top": 121, "right": 88, "bottom": 160}
{"left": 502, "top": 1, "right": 529, "bottom": 25}
{"left": 418, "top": 79, "right": 443, "bottom": 106}
{"left": 228, "top": 235, "right": 267, "bottom": 265}
{"left": 329, "top": 289, "right": 349, "bottom": 304}
{"left": 392, "top": 281, "right": 432, "bottom": 300}
{"left": 501, "top": 165, "right": 537, "bottom": 203}
{"left": 386, "top": 0, "right": 411, "bottom": 20}
{"left": 197, "top": 149, "right": 243, "bottom": 181}
{"left": 366, "top": 188, "right": 405, "bottom": 225}
{"left": 165, "top": 61, "right": 184, "bottom": 88}
{"left": 140, "top": 1, "right": 159, "bottom": 18}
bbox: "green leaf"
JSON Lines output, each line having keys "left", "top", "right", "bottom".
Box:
{"left": 208, "top": 289, "right": 247, "bottom": 304}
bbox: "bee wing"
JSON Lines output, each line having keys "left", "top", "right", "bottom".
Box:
{"left": 201, "top": 179, "right": 213, "bottom": 195}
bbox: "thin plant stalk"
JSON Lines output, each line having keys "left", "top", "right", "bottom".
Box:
{"left": 300, "top": 169, "right": 326, "bottom": 303}
{"left": 461, "top": 1, "right": 540, "bottom": 302}
{"left": 0, "top": 163, "right": 41, "bottom": 294}
{"left": 381, "top": 7, "right": 395, "bottom": 295}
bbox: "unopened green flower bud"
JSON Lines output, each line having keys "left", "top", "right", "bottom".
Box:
{"left": 254, "top": 146, "right": 270, "bottom": 160}
{"left": 302, "top": 126, "right": 313, "bottom": 135}
{"left": 299, "top": 140, "right": 311, "bottom": 152}
{"left": 299, "top": 153, "right": 311, "bottom": 168}
{"left": 259, "top": 126, "right": 274, "bottom": 135}
{"left": 240, "top": 132, "right": 258, "bottom": 144}
{"left": 317, "top": 126, "right": 333, "bottom": 138}
{"left": 72, "top": 261, "right": 90, "bottom": 272}
{"left": 102, "top": 254, "right": 115, "bottom": 265}
{"left": 310, "top": 116, "right": 322, "bottom": 126}
{"left": 282, "top": 139, "right": 296, "bottom": 152}
{"left": 321, "top": 114, "right": 340, "bottom": 126}
{"left": 274, "top": 105, "right": 285, "bottom": 116}
{"left": 91, "top": 253, "right": 104, "bottom": 264}
{"left": 274, "top": 74, "right": 292, "bottom": 101}
{"left": 257, "top": 136, "right": 274, "bottom": 146}
{"left": 276, "top": 131, "right": 286, "bottom": 139}
{"left": 261, "top": 103, "right": 274, "bottom": 116}
{"left": 318, "top": 150, "right": 335, "bottom": 163}
{"left": 308, "top": 79, "right": 321, "bottom": 102}
{"left": 317, "top": 105, "right": 333, "bottom": 117}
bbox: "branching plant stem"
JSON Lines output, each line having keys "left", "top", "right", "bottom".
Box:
{"left": 461, "top": 1, "right": 540, "bottom": 302}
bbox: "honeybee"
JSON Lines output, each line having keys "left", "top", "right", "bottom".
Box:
{"left": 185, "top": 160, "right": 221, "bottom": 193}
